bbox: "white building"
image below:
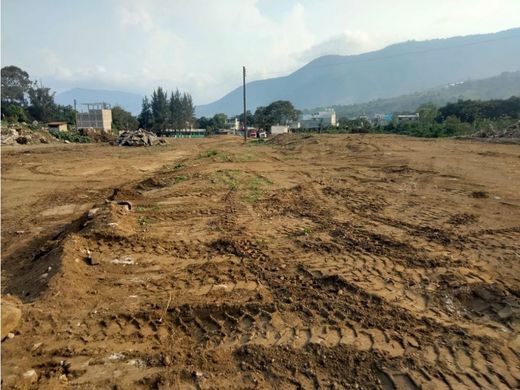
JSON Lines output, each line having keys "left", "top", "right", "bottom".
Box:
{"left": 397, "top": 113, "right": 420, "bottom": 122}
{"left": 271, "top": 125, "right": 289, "bottom": 135}
{"left": 299, "top": 109, "right": 337, "bottom": 129}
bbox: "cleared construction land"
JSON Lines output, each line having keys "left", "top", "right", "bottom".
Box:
{"left": 1, "top": 134, "right": 519, "bottom": 389}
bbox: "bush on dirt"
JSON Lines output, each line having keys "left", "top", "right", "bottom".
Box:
{"left": 49, "top": 129, "right": 91, "bottom": 143}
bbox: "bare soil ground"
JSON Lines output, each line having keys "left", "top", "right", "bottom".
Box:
{"left": 2, "top": 134, "right": 520, "bottom": 389}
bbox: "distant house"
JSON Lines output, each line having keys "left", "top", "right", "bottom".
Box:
{"left": 47, "top": 121, "right": 68, "bottom": 132}
{"left": 299, "top": 109, "right": 337, "bottom": 129}
{"left": 397, "top": 113, "right": 419, "bottom": 122}
{"left": 271, "top": 125, "right": 289, "bottom": 135}
{"left": 76, "top": 103, "right": 112, "bottom": 131}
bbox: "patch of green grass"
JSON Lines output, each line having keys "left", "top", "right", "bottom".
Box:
{"left": 173, "top": 162, "right": 185, "bottom": 170}
{"left": 137, "top": 216, "right": 155, "bottom": 226}
{"left": 174, "top": 175, "right": 188, "bottom": 183}
{"left": 244, "top": 175, "right": 272, "bottom": 203}
{"left": 212, "top": 170, "right": 240, "bottom": 190}
{"left": 199, "top": 149, "right": 232, "bottom": 162}
{"left": 136, "top": 205, "right": 160, "bottom": 213}
{"left": 50, "top": 129, "right": 91, "bottom": 143}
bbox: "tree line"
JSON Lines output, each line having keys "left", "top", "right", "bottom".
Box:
{"left": 138, "top": 87, "right": 195, "bottom": 132}
{"left": 1, "top": 65, "right": 75, "bottom": 124}
{"left": 1, "top": 65, "right": 138, "bottom": 132}
{"left": 197, "top": 100, "right": 299, "bottom": 133}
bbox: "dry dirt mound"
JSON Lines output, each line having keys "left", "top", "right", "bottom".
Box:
{"left": 79, "top": 127, "right": 116, "bottom": 143}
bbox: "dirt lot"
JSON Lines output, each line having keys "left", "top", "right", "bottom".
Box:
{"left": 1, "top": 134, "right": 519, "bottom": 389}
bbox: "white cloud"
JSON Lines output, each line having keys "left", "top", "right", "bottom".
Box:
{"left": 299, "top": 30, "right": 380, "bottom": 62}
{"left": 3, "top": 0, "right": 520, "bottom": 104}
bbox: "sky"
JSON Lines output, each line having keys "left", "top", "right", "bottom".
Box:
{"left": 2, "top": 0, "right": 520, "bottom": 104}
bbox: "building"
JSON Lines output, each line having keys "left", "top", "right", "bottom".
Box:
{"left": 47, "top": 121, "right": 68, "bottom": 132}
{"left": 226, "top": 118, "right": 240, "bottom": 133}
{"left": 271, "top": 125, "right": 289, "bottom": 135}
{"left": 299, "top": 109, "right": 337, "bottom": 129}
{"left": 397, "top": 113, "right": 420, "bottom": 122}
{"left": 77, "top": 103, "right": 112, "bottom": 131}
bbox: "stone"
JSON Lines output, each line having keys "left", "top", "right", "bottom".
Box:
{"left": 1, "top": 298, "right": 22, "bottom": 340}
{"left": 22, "top": 369, "right": 38, "bottom": 384}
{"left": 87, "top": 208, "right": 99, "bottom": 219}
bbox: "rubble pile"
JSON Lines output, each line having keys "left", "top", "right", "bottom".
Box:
{"left": 472, "top": 120, "right": 520, "bottom": 140}
{"left": 79, "top": 127, "right": 116, "bottom": 143}
{"left": 1, "top": 126, "right": 53, "bottom": 145}
{"left": 117, "top": 129, "right": 164, "bottom": 147}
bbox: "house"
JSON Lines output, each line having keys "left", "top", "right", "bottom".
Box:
{"left": 47, "top": 121, "right": 68, "bottom": 132}
{"left": 299, "top": 109, "right": 337, "bottom": 129}
{"left": 397, "top": 113, "right": 420, "bottom": 122}
{"left": 76, "top": 103, "right": 112, "bottom": 131}
{"left": 271, "top": 125, "right": 289, "bottom": 135}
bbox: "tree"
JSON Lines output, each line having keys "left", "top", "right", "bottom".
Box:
{"left": 169, "top": 89, "right": 183, "bottom": 129}
{"left": 151, "top": 87, "right": 169, "bottom": 131}
{"left": 56, "top": 105, "right": 76, "bottom": 125}
{"left": 112, "top": 106, "right": 138, "bottom": 131}
{"left": 4, "top": 104, "right": 29, "bottom": 123}
{"left": 27, "top": 83, "right": 58, "bottom": 122}
{"left": 212, "top": 113, "right": 227, "bottom": 130}
{"left": 1, "top": 65, "right": 31, "bottom": 106}
{"left": 138, "top": 97, "right": 153, "bottom": 129}
{"left": 236, "top": 110, "right": 253, "bottom": 128}
{"left": 254, "top": 100, "right": 298, "bottom": 132}
{"left": 181, "top": 92, "right": 195, "bottom": 128}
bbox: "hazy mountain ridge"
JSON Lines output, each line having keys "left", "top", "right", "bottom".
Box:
{"left": 306, "top": 71, "right": 520, "bottom": 118}
{"left": 196, "top": 28, "right": 520, "bottom": 117}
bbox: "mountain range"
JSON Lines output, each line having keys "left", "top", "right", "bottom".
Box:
{"left": 310, "top": 71, "right": 520, "bottom": 118}
{"left": 54, "top": 28, "right": 520, "bottom": 118}
{"left": 196, "top": 27, "right": 520, "bottom": 117}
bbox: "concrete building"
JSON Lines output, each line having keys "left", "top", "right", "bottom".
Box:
{"left": 77, "top": 103, "right": 112, "bottom": 131}
{"left": 271, "top": 125, "right": 289, "bottom": 135}
{"left": 47, "top": 121, "right": 68, "bottom": 131}
{"left": 397, "top": 113, "right": 419, "bottom": 122}
{"left": 299, "top": 109, "right": 337, "bottom": 129}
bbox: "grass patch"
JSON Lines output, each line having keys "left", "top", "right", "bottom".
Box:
{"left": 137, "top": 216, "right": 155, "bottom": 226}
{"left": 50, "top": 129, "right": 91, "bottom": 143}
{"left": 211, "top": 170, "right": 240, "bottom": 190}
{"left": 199, "top": 149, "right": 232, "bottom": 162}
{"left": 136, "top": 205, "right": 160, "bottom": 213}
{"left": 244, "top": 175, "right": 272, "bottom": 203}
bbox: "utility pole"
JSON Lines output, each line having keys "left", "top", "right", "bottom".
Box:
{"left": 243, "top": 66, "right": 247, "bottom": 142}
{"left": 74, "top": 99, "right": 77, "bottom": 132}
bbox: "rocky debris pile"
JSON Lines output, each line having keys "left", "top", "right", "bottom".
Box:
{"left": 117, "top": 129, "right": 164, "bottom": 147}
{"left": 1, "top": 126, "right": 54, "bottom": 145}
{"left": 472, "top": 120, "right": 520, "bottom": 140}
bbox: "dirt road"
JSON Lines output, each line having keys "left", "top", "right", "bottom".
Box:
{"left": 2, "top": 134, "right": 519, "bottom": 389}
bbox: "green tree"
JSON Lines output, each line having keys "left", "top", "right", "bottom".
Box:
{"left": 112, "top": 106, "right": 138, "bottom": 131}
{"left": 27, "top": 83, "right": 58, "bottom": 122}
{"left": 4, "top": 104, "right": 29, "bottom": 122}
{"left": 181, "top": 92, "right": 195, "bottom": 128}
{"left": 151, "top": 87, "right": 169, "bottom": 131}
{"left": 212, "top": 113, "right": 227, "bottom": 130}
{"left": 254, "top": 100, "right": 298, "bottom": 132}
{"left": 1, "top": 65, "right": 31, "bottom": 106}
{"left": 169, "top": 89, "right": 183, "bottom": 129}
{"left": 57, "top": 105, "right": 76, "bottom": 125}
{"left": 138, "top": 96, "right": 153, "bottom": 129}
